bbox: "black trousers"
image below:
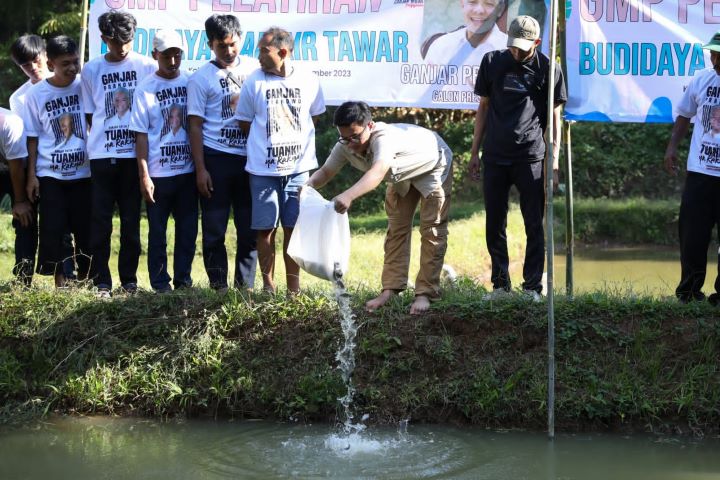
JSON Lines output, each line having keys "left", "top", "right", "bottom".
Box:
{"left": 89, "top": 158, "right": 141, "bottom": 289}
{"left": 483, "top": 161, "right": 545, "bottom": 293}
{"left": 0, "top": 170, "right": 37, "bottom": 284}
{"left": 676, "top": 172, "right": 720, "bottom": 301}
{"left": 146, "top": 173, "right": 198, "bottom": 291}
{"left": 36, "top": 177, "right": 91, "bottom": 277}
{"left": 200, "top": 148, "right": 257, "bottom": 289}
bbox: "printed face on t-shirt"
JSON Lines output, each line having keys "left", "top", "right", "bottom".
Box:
{"left": 59, "top": 114, "right": 74, "bottom": 140}
{"left": 210, "top": 34, "right": 240, "bottom": 68}
{"left": 710, "top": 108, "right": 720, "bottom": 135}
{"left": 168, "top": 105, "right": 183, "bottom": 133}
{"left": 113, "top": 89, "right": 130, "bottom": 117}
{"left": 229, "top": 93, "right": 240, "bottom": 114}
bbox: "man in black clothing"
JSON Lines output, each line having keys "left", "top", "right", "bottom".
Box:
{"left": 469, "top": 15, "right": 566, "bottom": 299}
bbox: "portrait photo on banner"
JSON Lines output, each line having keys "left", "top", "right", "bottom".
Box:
{"left": 416, "top": 0, "right": 548, "bottom": 103}
{"left": 421, "top": 0, "right": 547, "bottom": 63}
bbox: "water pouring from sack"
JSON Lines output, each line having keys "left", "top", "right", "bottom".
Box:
{"left": 288, "top": 187, "right": 366, "bottom": 441}
{"left": 332, "top": 262, "right": 362, "bottom": 435}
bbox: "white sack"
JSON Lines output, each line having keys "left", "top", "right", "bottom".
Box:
{"left": 288, "top": 186, "right": 351, "bottom": 281}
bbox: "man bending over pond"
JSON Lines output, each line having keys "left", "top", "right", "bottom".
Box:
{"left": 306, "top": 101, "right": 453, "bottom": 315}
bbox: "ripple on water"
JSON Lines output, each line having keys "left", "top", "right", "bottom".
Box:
{"left": 188, "top": 423, "right": 480, "bottom": 479}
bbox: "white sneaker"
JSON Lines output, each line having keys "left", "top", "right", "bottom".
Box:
{"left": 95, "top": 288, "right": 111, "bottom": 300}
{"left": 522, "top": 289, "right": 543, "bottom": 303}
{"left": 482, "top": 288, "right": 512, "bottom": 301}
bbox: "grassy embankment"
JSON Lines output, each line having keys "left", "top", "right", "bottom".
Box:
{"left": 1, "top": 281, "right": 719, "bottom": 434}
{"left": 2, "top": 197, "right": 718, "bottom": 434}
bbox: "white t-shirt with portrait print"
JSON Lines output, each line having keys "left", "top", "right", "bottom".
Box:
{"left": 0, "top": 107, "right": 28, "bottom": 162}
{"left": 81, "top": 51, "right": 155, "bottom": 160}
{"left": 22, "top": 76, "right": 90, "bottom": 180}
{"left": 187, "top": 56, "right": 259, "bottom": 155}
{"left": 235, "top": 64, "right": 326, "bottom": 177}
{"left": 130, "top": 71, "right": 193, "bottom": 178}
{"left": 161, "top": 127, "right": 187, "bottom": 145}
{"left": 676, "top": 67, "right": 720, "bottom": 177}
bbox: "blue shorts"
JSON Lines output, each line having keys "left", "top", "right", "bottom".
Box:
{"left": 249, "top": 171, "right": 308, "bottom": 230}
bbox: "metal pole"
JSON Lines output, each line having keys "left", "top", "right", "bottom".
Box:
{"left": 564, "top": 121, "right": 575, "bottom": 297}
{"left": 544, "top": 0, "right": 560, "bottom": 440}
{"left": 79, "top": 0, "right": 90, "bottom": 68}
{"left": 558, "top": 0, "right": 574, "bottom": 299}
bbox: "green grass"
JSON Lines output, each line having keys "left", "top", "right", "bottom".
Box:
{"left": 2, "top": 195, "right": 716, "bottom": 433}
{"left": 0, "top": 201, "right": 528, "bottom": 292}
{"left": 0, "top": 196, "right": 683, "bottom": 291}
{"left": 0, "top": 284, "right": 718, "bottom": 434}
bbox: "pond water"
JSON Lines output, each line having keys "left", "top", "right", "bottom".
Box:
{"left": 1, "top": 417, "right": 719, "bottom": 480}
{"left": 552, "top": 245, "right": 716, "bottom": 296}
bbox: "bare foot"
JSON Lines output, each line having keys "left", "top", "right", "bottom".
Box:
{"left": 410, "top": 295, "right": 431, "bottom": 315}
{"left": 365, "top": 290, "right": 397, "bottom": 312}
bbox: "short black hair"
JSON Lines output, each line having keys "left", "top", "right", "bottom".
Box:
{"left": 10, "top": 34, "right": 46, "bottom": 65}
{"left": 205, "top": 14, "right": 242, "bottom": 43}
{"left": 334, "top": 101, "right": 372, "bottom": 127}
{"left": 263, "top": 27, "right": 294, "bottom": 52}
{"left": 46, "top": 35, "right": 78, "bottom": 60}
{"left": 98, "top": 11, "right": 137, "bottom": 44}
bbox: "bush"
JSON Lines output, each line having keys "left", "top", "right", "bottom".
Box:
{"left": 553, "top": 197, "right": 680, "bottom": 245}
{"left": 314, "top": 109, "right": 690, "bottom": 215}
{"left": 568, "top": 122, "right": 690, "bottom": 199}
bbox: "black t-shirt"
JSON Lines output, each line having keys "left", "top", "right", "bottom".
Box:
{"left": 474, "top": 49, "right": 567, "bottom": 164}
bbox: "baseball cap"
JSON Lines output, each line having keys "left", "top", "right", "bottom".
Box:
{"left": 153, "top": 29, "right": 184, "bottom": 52}
{"left": 703, "top": 30, "right": 720, "bottom": 53}
{"left": 507, "top": 15, "right": 540, "bottom": 51}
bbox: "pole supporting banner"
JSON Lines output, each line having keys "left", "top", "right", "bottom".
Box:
{"left": 544, "top": 0, "right": 560, "bottom": 440}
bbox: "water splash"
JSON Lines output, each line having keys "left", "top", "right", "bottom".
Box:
{"left": 398, "top": 418, "right": 410, "bottom": 440}
{"left": 332, "top": 263, "right": 362, "bottom": 436}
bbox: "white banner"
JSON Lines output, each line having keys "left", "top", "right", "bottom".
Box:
{"left": 565, "top": 0, "right": 714, "bottom": 123}
{"left": 88, "top": 0, "right": 549, "bottom": 110}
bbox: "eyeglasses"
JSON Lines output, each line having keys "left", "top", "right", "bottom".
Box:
{"left": 338, "top": 125, "right": 368, "bottom": 145}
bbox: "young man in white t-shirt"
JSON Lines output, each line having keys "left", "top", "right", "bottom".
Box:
{"left": 23, "top": 36, "right": 92, "bottom": 288}
{"left": 9, "top": 35, "right": 50, "bottom": 115}
{"left": 130, "top": 29, "right": 198, "bottom": 293}
{"left": 235, "top": 27, "right": 326, "bottom": 295}
{"left": 0, "top": 107, "right": 34, "bottom": 284}
{"left": 188, "top": 14, "right": 259, "bottom": 292}
{"left": 664, "top": 30, "right": 720, "bottom": 305}
{"left": 9, "top": 34, "right": 78, "bottom": 284}
{"left": 3, "top": 35, "right": 50, "bottom": 284}
{"left": 82, "top": 11, "right": 155, "bottom": 296}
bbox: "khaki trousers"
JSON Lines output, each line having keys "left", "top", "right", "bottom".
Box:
{"left": 381, "top": 173, "right": 452, "bottom": 299}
